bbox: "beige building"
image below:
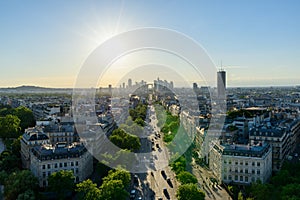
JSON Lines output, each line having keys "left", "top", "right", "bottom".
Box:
{"left": 30, "top": 142, "right": 93, "bottom": 187}
{"left": 21, "top": 127, "right": 50, "bottom": 169}
{"left": 210, "top": 142, "right": 272, "bottom": 185}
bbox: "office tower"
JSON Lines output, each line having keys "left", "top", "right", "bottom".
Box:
{"left": 217, "top": 70, "right": 226, "bottom": 98}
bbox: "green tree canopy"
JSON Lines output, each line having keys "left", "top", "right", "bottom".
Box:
{"left": 4, "top": 170, "right": 38, "bottom": 200}
{"left": 176, "top": 171, "right": 198, "bottom": 184}
{"left": 48, "top": 170, "right": 75, "bottom": 199}
{"left": 0, "top": 150, "right": 21, "bottom": 172}
{"left": 110, "top": 128, "right": 141, "bottom": 151}
{"left": 0, "top": 114, "right": 21, "bottom": 138}
{"left": 13, "top": 106, "right": 35, "bottom": 131}
{"left": 176, "top": 183, "right": 205, "bottom": 200}
{"left": 99, "top": 179, "right": 128, "bottom": 200}
{"left": 76, "top": 179, "right": 101, "bottom": 200}
{"left": 102, "top": 169, "right": 131, "bottom": 189}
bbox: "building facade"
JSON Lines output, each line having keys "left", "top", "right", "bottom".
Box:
{"left": 30, "top": 142, "right": 93, "bottom": 187}
{"left": 210, "top": 142, "right": 272, "bottom": 185}
{"left": 21, "top": 127, "right": 50, "bottom": 169}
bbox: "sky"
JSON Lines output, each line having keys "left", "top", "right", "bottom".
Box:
{"left": 0, "top": 0, "right": 300, "bottom": 88}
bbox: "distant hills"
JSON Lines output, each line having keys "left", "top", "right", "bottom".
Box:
{"left": 0, "top": 85, "right": 72, "bottom": 94}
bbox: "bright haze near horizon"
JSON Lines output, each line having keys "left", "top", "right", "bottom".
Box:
{"left": 0, "top": 0, "right": 299, "bottom": 88}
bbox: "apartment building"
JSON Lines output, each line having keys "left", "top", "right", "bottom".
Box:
{"left": 210, "top": 142, "right": 272, "bottom": 185}
{"left": 30, "top": 142, "right": 93, "bottom": 187}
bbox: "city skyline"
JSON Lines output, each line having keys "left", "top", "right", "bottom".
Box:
{"left": 1, "top": 1, "right": 300, "bottom": 88}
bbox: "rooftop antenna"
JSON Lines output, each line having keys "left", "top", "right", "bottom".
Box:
{"left": 220, "top": 60, "right": 223, "bottom": 71}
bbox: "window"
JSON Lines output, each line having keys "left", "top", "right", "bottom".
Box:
{"left": 245, "top": 169, "right": 248, "bottom": 174}
{"left": 240, "top": 161, "right": 243, "bottom": 165}
{"left": 245, "top": 162, "right": 248, "bottom": 166}
{"left": 42, "top": 165, "right": 45, "bottom": 169}
{"left": 47, "top": 164, "right": 51, "bottom": 169}
{"left": 59, "top": 163, "right": 62, "bottom": 168}
{"left": 235, "top": 175, "right": 238, "bottom": 181}
{"left": 75, "top": 161, "right": 79, "bottom": 166}
{"left": 252, "top": 170, "right": 255, "bottom": 174}
{"left": 229, "top": 175, "right": 232, "bottom": 180}
{"left": 43, "top": 172, "right": 46, "bottom": 178}
{"left": 240, "top": 176, "right": 243, "bottom": 181}
{"left": 235, "top": 161, "right": 238, "bottom": 165}
{"left": 252, "top": 162, "right": 255, "bottom": 166}
{"left": 257, "top": 162, "right": 260, "bottom": 167}
{"left": 257, "top": 170, "right": 260, "bottom": 175}
{"left": 47, "top": 171, "right": 51, "bottom": 176}
{"left": 55, "top": 163, "right": 57, "bottom": 168}
{"left": 64, "top": 162, "right": 67, "bottom": 167}
{"left": 235, "top": 168, "right": 238, "bottom": 173}
{"left": 240, "top": 169, "right": 243, "bottom": 173}
{"left": 75, "top": 168, "right": 79, "bottom": 174}
{"left": 245, "top": 176, "right": 248, "bottom": 182}
{"left": 71, "top": 162, "right": 74, "bottom": 167}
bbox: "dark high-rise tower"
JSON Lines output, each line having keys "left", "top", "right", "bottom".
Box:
{"left": 217, "top": 70, "right": 226, "bottom": 98}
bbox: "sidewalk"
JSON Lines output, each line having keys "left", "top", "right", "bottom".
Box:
{"left": 191, "top": 160, "right": 232, "bottom": 200}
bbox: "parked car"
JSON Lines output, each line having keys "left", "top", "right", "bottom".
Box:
{"left": 130, "top": 189, "right": 136, "bottom": 199}
{"left": 161, "top": 170, "right": 167, "bottom": 179}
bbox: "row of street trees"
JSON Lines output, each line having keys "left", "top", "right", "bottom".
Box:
{"left": 0, "top": 104, "right": 37, "bottom": 199}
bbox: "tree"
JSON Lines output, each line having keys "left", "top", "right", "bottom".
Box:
{"left": 16, "top": 190, "right": 36, "bottom": 200}
{"left": 0, "top": 114, "right": 21, "bottom": 138}
{"left": 13, "top": 106, "right": 35, "bottom": 131}
{"left": 281, "top": 183, "right": 300, "bottom": 200}
{"left": 76, "top": 179, "right": 101, "bottom": 200}
{"left": 99, "top": 179, "right": 128, "bottom": 200}
{"left": 249, "top": 181, "right": 273, "bottom": 200}
{"left": 176, "top": 171, "right": 198, "bottom": 184}
{"left": 110, "top": 128, "right": 141, "bottom": 151}
{"left": 176, "top": 183, "right": 205, "bottom": 200}
{"left": 170, "top": 155, "right": 186, "bottom": 174}
{"left": 4, "top": 170, "right": 38, "bottom": 200}
{"left": 238, "top": 191, "right": 243, "bottom": 200}
{"left": 0, "top": 150, "right": 21, "bottom": 172}
{"left": 48, "top": 170, "right": 75, "bottom": 199}
{"left": 134, "top": 117, "right": 145, "bottom": 127}
{"left": 102, "top": 169, "right": 131, "bottom": 189}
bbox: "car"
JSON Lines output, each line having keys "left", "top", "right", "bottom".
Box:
{"left": 157, "top": 197, "right": 163, "bottom": 200}
{"left": 130, "top": 189, "right": 136, "bottom": 199}
{"left": 163, "top": 188, "right": 170, "bottom": 199}
{"left": 137, "top": 196, "right": 142, "bottom": 200}
{"left": 161, "top": 170, "right": 167, "bottom": 179}
{"left": 166, "top": 177, "right": 173, "bottom": 188}
{"left": 156, "top": 143, "right": 160, "bottom": 148}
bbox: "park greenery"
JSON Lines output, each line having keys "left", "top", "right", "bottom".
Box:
{"left": 129, "top": 103, "right": 147, "bottom": 127}
{"left": 154, "top": 104, "right": 180, "bottom": 143}
{"left": 109, "top": 128, "right": 141, "bottom": 152}
{"left": 76, "top": 168, "right": 131, "bottom": 200}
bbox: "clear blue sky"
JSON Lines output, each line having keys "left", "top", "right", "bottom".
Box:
{"left": 0, "top": 0, "right": 299, "bottom": 88}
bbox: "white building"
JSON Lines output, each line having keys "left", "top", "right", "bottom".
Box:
{"left": 210, "top": 142, "right": 272, "bottom": 185}
{"left": 30, "top": 142, "right": 93, "bottom": 187}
